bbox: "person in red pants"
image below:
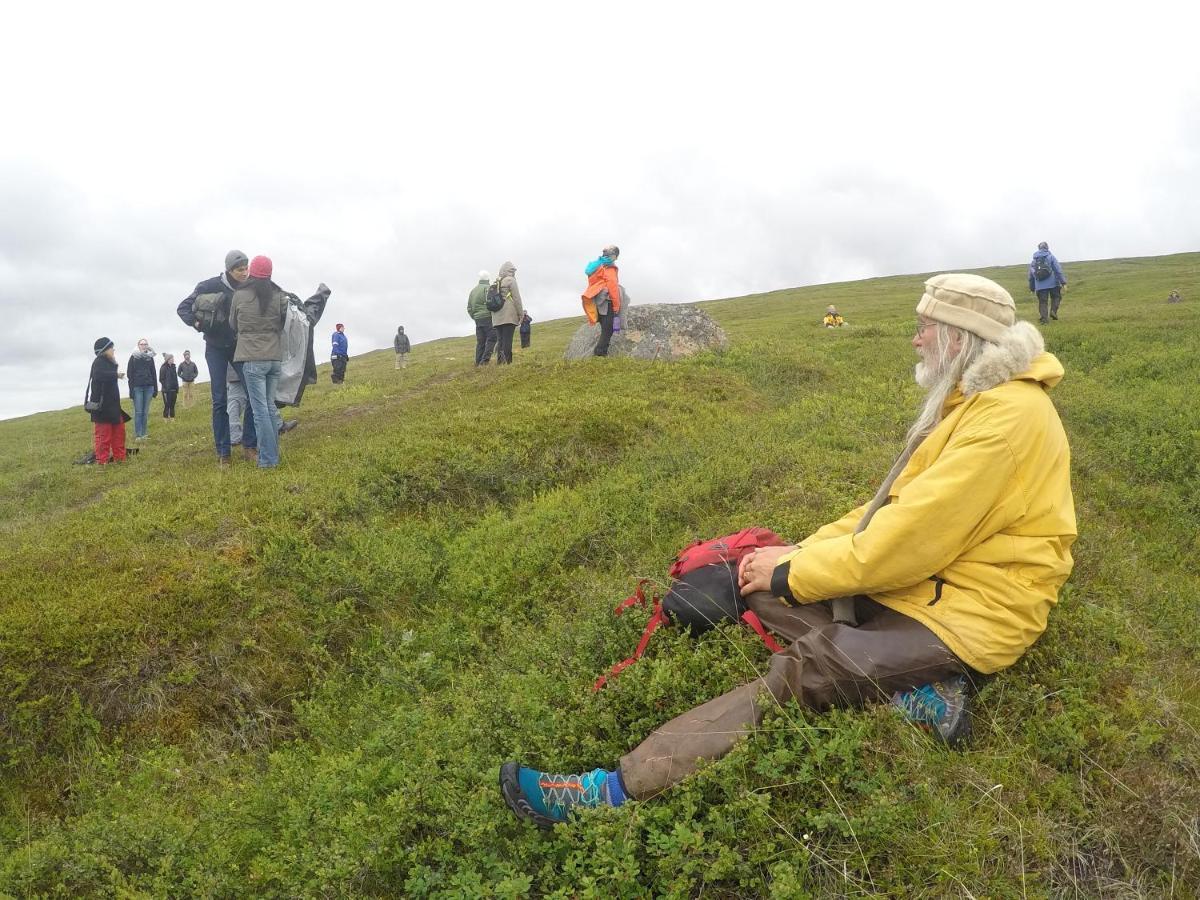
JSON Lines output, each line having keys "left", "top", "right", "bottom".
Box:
{"left": 88, "top": 337, "right": 130, "bottom": 464}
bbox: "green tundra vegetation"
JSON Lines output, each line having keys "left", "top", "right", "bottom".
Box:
{"left": 0, "top": 254, "right": 1197, "bottom": 897}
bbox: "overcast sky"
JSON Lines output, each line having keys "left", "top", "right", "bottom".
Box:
{"left": 1, "top": 1, "right": 1197, "bottom": 420}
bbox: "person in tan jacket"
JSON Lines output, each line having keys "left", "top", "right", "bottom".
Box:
{"left": 501, "top": 273, "right": 1076, "bottom": 827}
{"left": 490, "top": 261, "right": 526, "bottom": 365}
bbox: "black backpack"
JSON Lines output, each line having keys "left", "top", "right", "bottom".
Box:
{"left": 1034, "top": 255, "right": 1052, "bottom": 281}
{"left": 485, "top": 278, "right": 505, "bottom": 313}
{"left": 192, "top": 292, "right": 231, "bottom": 333}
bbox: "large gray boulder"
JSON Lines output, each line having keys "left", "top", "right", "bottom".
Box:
{"left": 564, "top": 303, "right": 728, "bottom": 361}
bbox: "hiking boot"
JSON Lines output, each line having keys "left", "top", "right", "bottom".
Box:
{"left": 891, "top": 675, "right": 971, "bottom": 747}
{"left": 499, "top": 762, "right": 625, "bottom": 828}
{"left": 243, "top": 447, "right": 258, "bottom": 464}
{"left": 1039, "top": 318, "right": 1048, "bottom": 325}
{"left": 279, "top": 419, "right": 299, "bottom": 435}
{"left": 217, "top": 456, "right": 231, "bottom": 469}
{"left": 1050, "top": 312, "right": 1058, "bottom": 320}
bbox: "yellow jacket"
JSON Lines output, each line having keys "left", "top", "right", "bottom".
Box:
{"left": 776, "top": 351, "right": 1076, "bottom": 673}
{"left": 822, "top": 313, "right": 844, "bottom": 327}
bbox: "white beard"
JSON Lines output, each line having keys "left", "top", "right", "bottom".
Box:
{"left": 914, "top": 359, "right": 942, "bottom": 390}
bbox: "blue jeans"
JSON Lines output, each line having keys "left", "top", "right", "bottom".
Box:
{"left": 242, "top": 360, "right": 283, "bottom": 467}
{"left": 205, "top": 344, "right": 257, "bottom": 458}
{"left": 131, "top": 385, "right": 154, "bottom": 438}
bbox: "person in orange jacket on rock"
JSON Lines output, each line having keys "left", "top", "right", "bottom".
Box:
{"left": 581, "top": 245, "right": 622, "bottom": 357}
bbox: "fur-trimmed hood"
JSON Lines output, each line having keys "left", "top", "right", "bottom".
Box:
{"left": 959, "top": 321, "right": 1056, "bottom": 397}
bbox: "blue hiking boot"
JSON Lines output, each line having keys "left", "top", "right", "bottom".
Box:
{"left": 499, "top": 762, "right": 626, "bottom": 828}
{"left": 892, "top": 675, "right": 972, "bottom": 747}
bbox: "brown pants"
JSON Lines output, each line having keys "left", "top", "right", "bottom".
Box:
{"left": 619, "top": 593, "right": 969, "bottom": 799}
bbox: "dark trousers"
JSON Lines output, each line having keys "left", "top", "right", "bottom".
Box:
{"left": 1037, "top": 287, "right": 1063, "bottom": 322}
{"left": 475, "top": 323, "right": 498, "bottom": 365}
{"left": 162, "top": 390, "right": 177, "bottom": 418}
{"left": 619, "top": 593, "right": 969, "bottom": 799}
{"left": 205, "top": 344, "right": 257, "bottom": 457}
{"left": 520, "top": 328, "right": 530, "bottom": 349}
{"left": 594, "top": 311, "right": 615, "bottom": 356}
{"left": 331, "top": 354, "right": 348, "bottom": 383}
{"left": 494, "top": 324, "right": 516, "bottom": 364}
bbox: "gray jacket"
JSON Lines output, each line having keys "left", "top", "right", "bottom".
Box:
{"left": 491, "top": 261, "right": 526, "bottom": 327}
{"left": 231, "top": 283, "right": 288, "bottom": 362}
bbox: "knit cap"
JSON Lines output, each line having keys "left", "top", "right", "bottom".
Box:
{"left": 225, "top": 249, "right": 249, "bottom": 271}
{"left": 94, "top": 337, "right": 114, "bottom": 355}
{"left": 916, "top": 274, "right": 1016, "bottom": 343}
{"left": 248, "top": 255, "right": 273, "bottom": 279}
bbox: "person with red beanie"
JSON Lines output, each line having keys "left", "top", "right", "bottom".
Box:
{"left": 231, "top": 255, "right": 287, "bottom": 468}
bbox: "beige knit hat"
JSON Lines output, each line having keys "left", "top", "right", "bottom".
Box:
{"left": 916, "top": 274, "right": 1016, "bottom": 343}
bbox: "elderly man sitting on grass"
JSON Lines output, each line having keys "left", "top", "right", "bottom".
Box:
{"left": 501, "top": 273, "right": 1077, "bottom": 827}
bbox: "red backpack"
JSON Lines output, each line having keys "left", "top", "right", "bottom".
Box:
{"left": 593, "top": 527, "right": 789, "bottom": 691}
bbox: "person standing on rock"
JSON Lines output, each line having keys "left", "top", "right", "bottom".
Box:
{"left": 331, "top": 324, "right": 349, "bottom": 383}
{"left": 177, "top": 350, "right": 198, "bottom": 408}
{"left": 581, "top": 245, "right": 622, "bottom": 357}
{"left": 492, "top": 262, "right": 526, "bottom": 365}
{"left": 394, "top": 325, "right": 411, "bottom": 369}
{"left": 468, "top": 270, "right": 498, "bottom": 365}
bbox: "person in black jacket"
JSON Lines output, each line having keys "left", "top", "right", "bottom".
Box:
{"left": 177, "top": 250, "right": 256, "bottom": 466}
{"left": 88, "top": 337, "right": 130, "bottom": 464}
{"left": 159, "top": 353, "right": 180, "bottom": 419}
{"left": 126, "top": 338, "right": 158, "bottom": 440}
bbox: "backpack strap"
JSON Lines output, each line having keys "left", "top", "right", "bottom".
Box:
{"left": 740, "top": 610, "right": 785, "bottom": 654}
{"left": 593, "top": 580, "right": 666, "bottom": 692}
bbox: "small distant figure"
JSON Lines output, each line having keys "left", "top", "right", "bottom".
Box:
{"left": 331, "top": 323, "right": 349, "bottom": 383}
{"left": 492, "top": 262, "right": 526, "bottom": 365}
{"left": 1028, "top": 241, "right": 1067, "bottom": 324}
{"left": 582, "top": 245, "right": 622, "bottom": 357}
{"left": 159, "top": 353, "right": 179, "bottom": 420}
{"left": 88, "top": 337, "right": 130, "bottom": 464}
{"left": 394, "top": 325, "right": 411, "bottom": 369}
{"left": 519, "top": 312, "right": 533, "bottom": 348}
{"left": 822, "top": 305, "right": 845, "bottom": 328}
{"left": 178, "top": 350, "right": 198, "bottom": 408}
{"left": 1167, "top": 289, "right": 1182, "bottom": 304}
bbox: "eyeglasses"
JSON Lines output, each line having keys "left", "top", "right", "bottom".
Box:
{"left": 914, "top": 321, "right": 936, "bottom": 338}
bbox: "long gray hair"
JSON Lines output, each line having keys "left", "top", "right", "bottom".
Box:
{"left": 906, "top": 323, "right": 985, "bottom": 444}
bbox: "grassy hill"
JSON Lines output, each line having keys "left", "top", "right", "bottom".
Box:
{"left": 1, "top": 254, "right": 1197, "bottom": 896}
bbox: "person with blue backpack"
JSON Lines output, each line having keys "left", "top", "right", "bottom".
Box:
{"left": 501, "top": 274, "right": 1077, "bottom": 827}
{"left": 1028, "top": 241, "right": 1067, "bottom": 324}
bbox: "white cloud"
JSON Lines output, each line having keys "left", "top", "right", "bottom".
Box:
{"left": 2, "top": 0, "right": 1198, "bottom": 418}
